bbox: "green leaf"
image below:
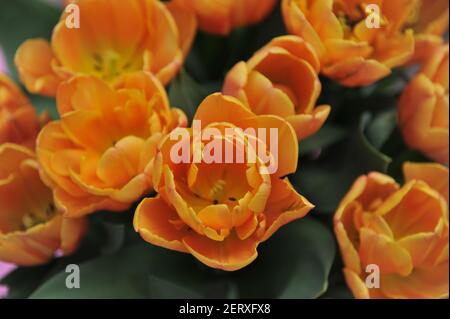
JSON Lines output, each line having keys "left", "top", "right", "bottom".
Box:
{"left": 357, "top": 113, "right": 392, "bottom": 173}
{"left": 30, "top": 218, "right": 334, "bottom": 299}
{"left": 30, "top": 94, "right": 58, "bottom": 119}
{"left": 29, "top": 243, "right": 229, "bottom": 299}
{"left": 366, "top": 109, "right": 397, "bottom": 149}
{"left": 230, "top": 218, "right": 335, "bottom": 298}
{"left": 294, "top": 113, "right": 392, "bottom": 214}
{"left": 0, "top": 0, "right": 60, "bottom": 80}
{"left": 300, "top": 124, "right": 348, "bottom": 155}
{"left": 292, "top": 163, "right": 349, "bottom": 213}
{"left": 30, "top": 245, "right": 154, "bottom": 299}
{"left": 168, "top": 69, "right": 220, "bottom": 122}
{"left": 147, "top": 276, "right": 204, "bottom": 299}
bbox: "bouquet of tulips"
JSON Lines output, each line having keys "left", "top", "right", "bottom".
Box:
{"left": 0, "top": 0, "right": 448, "bottom": 299}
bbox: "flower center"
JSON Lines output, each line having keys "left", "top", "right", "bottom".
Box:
{"left": 92, "top": 50, "right": 140, "bottom": 81}
{"left": 20, "top": 203, "right": 56, "bottom": 231}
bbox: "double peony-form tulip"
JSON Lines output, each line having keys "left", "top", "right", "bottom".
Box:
{"left": 134, "top": 93, "right": 314, "bottom": 271}
{"left": 0, "top": 143, "right": 87, "bottom": 266}
{"left": 223, "top": 35, "right": 330, "bottom": 140}
{"left": 399, "top": 43, "right": 449, "bottom": 165}
{"left": 335, "top": 162, "right": 449, "bottom": 299}
{"left": 15, "top": 0, "right": 196, "bottom": 97}
{"left": 0, "top": 74, "right": 41, "bottom": 149}
{"left": 281, "top": 0, "right": 447, "bottom": 87}
{"left": 37, "top": 71, "right": 187, "bottom": 218}
{"left": 176, "top": 0, "right": 277, "bottom": 35}
{"left": 408, "top": 0, "right": 449, "bottom": 64}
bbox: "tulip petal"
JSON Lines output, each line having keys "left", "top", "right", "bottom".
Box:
{"left": 0, "top": 216, "right": 62, "bottom": 266}
{"left": 241, "top": 114, "right": 299, "bottom": 177}
{"left": 286, "top": 104, "right": 331, "bottom": 140}
{"left": 359, "top": 227, "right": 413, "bottom": 277}
{"left": 194, "top": 93, "right": 255, "bottom": 126}
{"left": 262, "top": 178, "right": 314, "bottom": 241}
{"left": 263, "top": 35, "right": 321, "bottom": 72}
{"left": 403, "top": 162, "right": 449, "bottom": 204}
{"left": 323, "top": 39, "right": 372, "bottom": 65}
{"left": 342, "top": 268, "right": 370, "bottom": 299}
{"left": 397, "top": 225, "right": 447, "bottom": 268}
{"left": 165, "top": 0, "right": 197, "bottom": 57}
{"left": 53, "top": 186, "right": 128, "bottom": 218}
{"left": 182, "top": 233, "right": 258, "bottom": 271}
{"left": 323, "top": 57, "right": 391, "bottom": 87}
{"left": 282, "top": 0, "right": 326, "bottom": 57}
{"left": 134, "top": 196, "right": 188, "bottom": 253}
{"left": 379, "top": 181, "right": 445, "bottom": 239}
{"left": 14, "top": 39, "right": 63, "bottom": 96}
{"left": 335, "top": 221, "right": 362, "bottom": 274}
{"left": 381, "top": 262, "right": 449, "bottom": 299}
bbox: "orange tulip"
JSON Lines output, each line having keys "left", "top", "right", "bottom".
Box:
{"left": 334, "top": 163, "right": 449, "bottom": 299}
{"left": 134, "top": 93, "right": 314, "bottom": 271}
{"left": 15, "top": 0, "right": 196, "bottom": 97}
{"left": 176, "top": 0, "right": 277, "bottom": 35}
{"left": 223, "top": 36, "right": 330, "bottom": 140}
{"left": 37, "top": 71, "right": 187, "bottom": 218}
{"left": 399, "top": 44, "right": 449, "bottom": 165}
{"left": 0, "top": 74, "right": 41, "bottom": 149}
{"left": 409, "top": 0, "right": 449, "bottom": 64}
{"left": 282, "top": 0, "right": 419, "bottom": 86}
{"left": 0, "top": 143, "right": 87, "bottom": 266}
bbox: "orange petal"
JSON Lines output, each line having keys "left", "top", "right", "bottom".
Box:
{"left": 240, "top": 114, "right": 299, "bottom": 177}
{"left": 56, "top": 75, "right": 114, "bottom": 115}
{"left": 335, "top": 221, "right": 362, "bottom": 274}
{"left": 342, "top": 268, "right": 370, "bottom": 299}
{"left": 134, "top": 196, "right": 188, "bottom": 253}
{"left": 397, "top": 224, "right": 447, "bottom": 268}
{"left": 261, "top": 35, "right": 321, "bottom": 72}
{"left": 182, "top": 232, "right": 259, "bottom": 271}
{"left": 165, "top": 0, "right": 197, "bottom": 57}
{"left": 244, "top": 70, "right": 296, "bottom": 118}
{"left": 323, "top": 39, "right": 372, "bottom": 65}
{"left": 286, "top": 104, "right": 331, "bottom": 140}
{"left": 381, "top": 262, "right": 449, "bottom": 299}
{"left": 403, "top": 162, "right": 449, "bottom": 204}
{"left": 262, "top": 178, "right": 314, "bottom": 241}
{"left": 379, "top": 181, "right": 445, "bottom": 239}
{"left": 0, "top": 216, "right": 62, "bottom": 266}
{"left": 249, "top": 49, "right": 321, "bottom": 114}
{"left": 14, "top": 39, "right": 63, "bottom": 97}
{"left": 60, "top": 216, "right": 88, "bottom": 255}
{"left": 323, "top": 57, "right": 391, "bottom": 87}
{"left": 60, "top": 110, "right": 113, "bottom": 151}
{"left": 194, "top": 93, "right": 255, "bottom": 126}
{"left": 359, "top": 227, "right": 413, "bottom": 277}
{"left": 373, "top": 31, "right": 415, "bottom": 68}
{"left": 222, "top": 61, "right": 251, "bottom": 107}
{"left": 53, "top": 186, "right": 129, "bottom": 218}
{"left": 197, "top": 204, "right": 233, "bottom": 234}
{"left": 281, "top": 0, "right": 326, "bottom": 57}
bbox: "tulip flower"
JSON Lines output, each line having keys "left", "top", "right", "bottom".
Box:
{"left": 176, "top": 0, "right": 277, "bottom": 35}
{"left": 37, "top": 71, "right": 187, "bottom": 217}
{"left": 399, "top": 44, "right": 449, "bottom": 165}
{"left": 134, "top": 93, "right": 314, "bottom": 271}
{"left": 15, "top": 0, "right": 196, "bottom": 96}
{"left": 334, "top": 163, "right": 449, "bottom": 298}
{"left": 0, "top": 144, "right": 87, "bottom": 266}
{"left": 224, "top": 36, "right": 330, "bottom": 140}
{"left": 282, "top": 0, "right": 421, "bottom": 86}
{"left": 0, "top": 74, "right": 41, "bottom": 149}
